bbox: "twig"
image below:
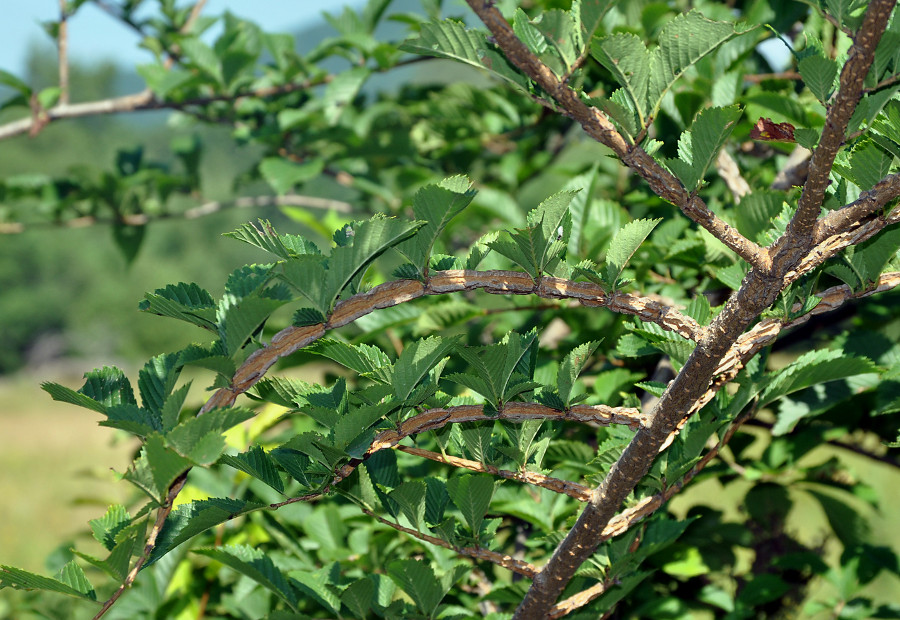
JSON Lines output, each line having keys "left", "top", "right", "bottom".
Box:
{"left": 58, "top": 0, "right": 69, "bottom": 105}
{"left": 396, "top": 445, "right": 593, "bottom": 501}
{"left": 0, "top": 194, "right": 353, "bottom": 234}
{"left": 865, "top": 71, "right": 900, "bottom": 94}
{"left": 361, "top": 508, "right": 538, "bottom": 577}
{"left": 92, "top": 472, "right": 188, "bottom": 620}
{"left": 716, "top": 149, "right": 751, "bottom": 203}
{"left": 743, "top": 70, "right": 802, "bottom": 83}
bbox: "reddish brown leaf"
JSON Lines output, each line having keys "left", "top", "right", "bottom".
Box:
{"left": 749, "top": 117, "right": 796, "bottom": 142}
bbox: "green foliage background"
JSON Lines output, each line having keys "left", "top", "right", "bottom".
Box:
{"left": 1, "top": 0, "right": 899, "bottom": 618}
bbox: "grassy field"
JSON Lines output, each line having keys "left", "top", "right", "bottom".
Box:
{"left": 0, "top": 371, "right": 138, "bottom": 573}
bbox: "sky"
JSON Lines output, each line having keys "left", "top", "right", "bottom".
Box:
{"left": 0, "top": 1, "right": 367, "bottom": 75}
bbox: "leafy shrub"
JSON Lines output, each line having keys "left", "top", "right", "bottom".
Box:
{"left": 1, "top": 0, "right": 900, "bottom": 618}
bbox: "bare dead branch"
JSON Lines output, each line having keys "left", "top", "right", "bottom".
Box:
{"left": 0, "top": 78, "right": 329, "bottom": 141}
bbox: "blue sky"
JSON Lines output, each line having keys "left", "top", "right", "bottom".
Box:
{"left": 0, "top": 1, "right": 366, "bottom": 75}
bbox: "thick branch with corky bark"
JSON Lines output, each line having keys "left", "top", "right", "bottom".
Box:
{"left": 496, "top": 0, "right": 897, "bottom": 614}
{"left": 774, "top": 0, "right": 898, "bottom": 263}
{"left": 463, "top": 0, "right": 767, "bottom": 271}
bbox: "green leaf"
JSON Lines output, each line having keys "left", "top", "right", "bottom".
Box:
{"left": 89, "top": 505, "right": 132, "bottom": 552}
{"left": 278, "top": 216, "right": 424, "bottom": 314}
{"left": 558, "top": 341, "right": 602, "bottom": 406}
{"left": 41, "top": 382, "right": 107, "bottom": 415}
{"left": 307, "top": 339, "right": 392, "bottom": 375}
{"left": 400, "top": 20, "right": 530, "bottom": 90}
{"left": 733, "top": 190, "right": 787, "bottom": 244}
{"left": 798, "top": 53, "right": 838, "bottom": 103}
{"left": 148, "top": 497, "right": 263, "bottom": 565}
{"left": 424, "top": 477, "right": 450, "bottom": 526}
{"left": 588, "top": 90, "right": 639, "bottom": 138}
{"left": 852, "top": 226, "right": 900, "bottom": 285}
{"left": 136, "top": 64, "right": 193, "bottom": 98}
{"left": 446, "top": 330, "right": 539, "bottom": 405}
{"left": 389, "top": 481, "right": 427, "bottom": 529}
{"left": 138, "top": 352, "right": 182, "bottom": 417}
{"left": 0, "top": 562, "right": 95, "bottom": 601}
{"left": 178, "top": 342, "right": 236, "bottom": 378}
{"left": 591, "top": 10, "right": 745, "bottom": 125}
{"left": 0, "top": 69, "right": 32, "bottom": 96}
{"left": 138, "top": 282, "right": 218, "bottom": 331}
{"left": 123, "top": 434, "right": 193, "bottom": 503}
{"left": 446, "top": 474, "right": 495, "bottom": 535}
{"left": 488, "top": 190, "right": 577, "bottom": 278}
{"left": 513, "top": 8, "right": 550, "bottom": 58}
{"left": 647, "top": 12, "right": 748, "bottom": 117}
{"left": 100, "top": 404, "right": 161, "bottom": 436}
{"left": 259, "top": 157, "right": 325, "bottom": 195}
{"left": 667, "top": 105, "right": 742, "bottom": 190}
{"left": 604, "top": 218, "right": 662, "bottom": 290}
{"left": 42, "top": 366, "right": 136, "bottom": 415}
{"left": 180, "top": 37, "right": 223, "bottom": 84}
{"left": 761, "top": 349, "right": 879, "bottom": 410}
{"left": 224, "top": 220, "right": 321, "bottom": 260}
{"left": 579, "top": 0, "right": 617, "bottom": 42}
{"left": 391, "top": 335, "right": 461, "bottom": 401}
{"left": 36, "top": 86, "right": 61, "bottom": 109}
{"left": 838, "top": 140, "right": 894, "bottom": 191}
{"left": 341, "top": 578, "right": 376, "bottom": 620}
{"left": 321, "top": 66, "right": 369, "bottom": 125}
{"left": 217, "top": 292, "right": 289, "bottom": 356}
{"left": 112, "top": 223, "right": 146, "bottom": 264}
{"left": 591, "top": 33, "right": 651, "bottom": 125}
{"left": 290, "top": 566, "right": 342, "bottom": 614}
{"left": 395, "top": 176, "right": 476, "bottom": 275}
{"left": 824, "top": 0, "right": 853, "bottom": 28}
{"left": 220, "top": 445, "right": 285, "bottom": 493}
{"left": 387, "top": 559, "right": 444, "bottom": 617}
{"left": 166, "top": 407, "right": 255, "bottom": 465}
{"left": 195, "top": 545, "right": 298, "bottom": 611}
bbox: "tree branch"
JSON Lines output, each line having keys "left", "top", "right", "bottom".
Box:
{"left": 360, "top": 508, "right": 538, "bottom": 577}
{"left": 814, "top": 172, "right": 900, "bottom": 242}
{"left": 0, "top": 194, "right": 353, "bottom": 234}
{"left": 511, "top": 2, "right": 897, "bottom": 612}
{"left": 716, "top": 149, "right": 751, "bottom": 203}
{"left": 396, "top": 444, "right": 593, "bottom": 501}
{"left": 774, "top": 0, "right": 897, "bottom": 265}
{"left": 462, "top": 0, "right": 767, "bottom": 271}
{"left": 58, "top": 0, "right": 70, "bottom": 105}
